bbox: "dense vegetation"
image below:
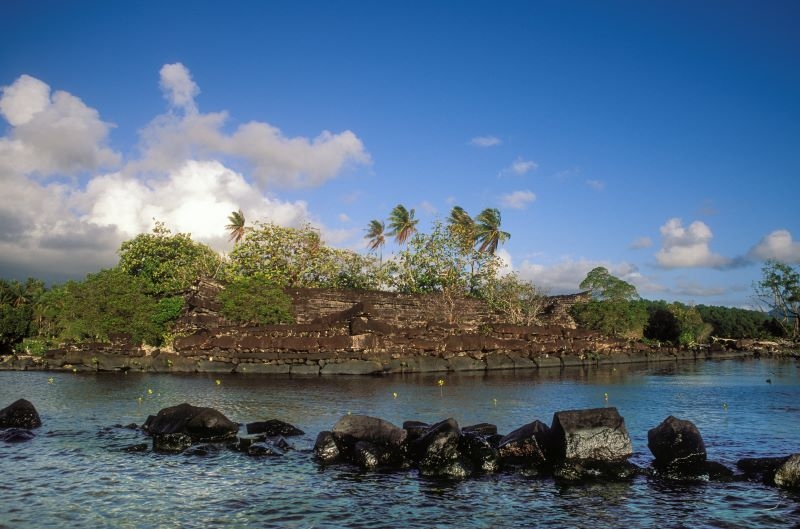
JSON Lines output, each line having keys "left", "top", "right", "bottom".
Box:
{"left": 0, "top": 208, "right": 794, "bottom": 355}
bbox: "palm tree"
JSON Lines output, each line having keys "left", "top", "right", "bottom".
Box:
{"left": 475, "top": 207, "right": 510, "bottom": 255}
{"left": 365, "top": 219, "right": 386, "bottom": 262}
{"left": 387, "top": 204, "right": 418, "bottom": 245}
{"left": 226, "top": 209, "right": 246, "bottom": 244}
{"left": 447, "top": 206, "right": 477, "bottom": 250}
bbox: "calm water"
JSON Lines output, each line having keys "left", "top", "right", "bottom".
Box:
{"left": 1, "top": 359, "right": 799, "bottom": 528}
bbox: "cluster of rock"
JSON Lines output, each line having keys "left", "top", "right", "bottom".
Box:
{"left": 3, "top": 397, "right": 799, "bottom": 490}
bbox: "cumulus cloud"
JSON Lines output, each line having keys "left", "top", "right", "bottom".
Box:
{"left": 655, "top": 218, "right": 731, "bottom": 269}
{"left": 506, "top": 157, "right": 538, "bottom": 176}
{"left": 0, "top": 65, "right": 368, "bottom": 281}
{"left": 500, "top": 190, "right": 536, "bottom": 210}
{"left": 748, "top": 229, "right": 800, "bottom": 263}
{"left": 629, "top": 236, "right": 653, "bottom": 250}
{"left": 469, "top": 135, "right": 501, "bottom": 147}
{"left": 0, "top": 74, "right": 121, "bottom": 176}
{"left": 136, "top": 65, "right": 371, "bottom": 188}
{"left": 159, "top": 63, "right": 200, "bottom": 113}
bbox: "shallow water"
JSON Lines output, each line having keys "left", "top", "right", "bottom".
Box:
{"left": 1, "top": 358, "right": 799, "bottom": 528}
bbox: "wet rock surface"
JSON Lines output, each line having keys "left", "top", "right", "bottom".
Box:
{"left": 0, "top": 398, "right": 42, "bottom": 429}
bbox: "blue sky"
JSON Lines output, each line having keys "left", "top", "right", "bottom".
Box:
{"left": 1, "top": 0, "right": 798, "bottom": 307}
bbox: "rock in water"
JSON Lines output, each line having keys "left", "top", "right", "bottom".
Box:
{"left": 408, "top": 418, "right": 467, "bottom": 478}
{"left": 550, "top": 407, "right": 633, "bottom": 462}
{"left": 313, "top": 431, "right": 341, "bottom": 464}
{"left": 142, "top": 403, "right": 238, "bottom": 443}
{"left": 497, "top": 420, "right": 551, "bottom": 469}
{"left": 331, "top": 415, "right": 407, "bottom": 449}
{"left": 774, "top": 454, "right": 800, "bottom": 489}
{"left": 647, "top": 416, "right": 706, "bottom": 468}
{"left": 0, "top": 399, "right": 42, "bottom": 429}
{"left": 0, "top": 428, "right": 36, "bottom": 443}
{"left": 246, "top": 419, "right": 304, "bottom": 437}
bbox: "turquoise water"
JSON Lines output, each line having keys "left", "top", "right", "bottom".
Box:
{"left": 1, "top": 358, "right": 799, "bottom": 528}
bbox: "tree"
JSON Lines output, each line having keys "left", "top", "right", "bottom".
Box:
{"left": 118, "top": 221, "right": 223, "bottom": 296}
{"left": 225, "top": 209, "right": 247, "bottom": 244}
{"left": 572, "top": 267, "right": 646, "bottom": 338}
{"left": 387, "top": 204, "right": 419, "bottom": 245}
{"left": 480, "top": 272, "right": 548, "bottom": 326}
{"left": 365, "top": 219, "right": 386, "bottom": 262}
{"left": 447, "top": 206, "right": 477, "bottom": 251}
{"left": 475, "top": 208, "right": 510, "bottom": 255}
{"left": 0, "top": 278, "right": 45, "bottom": 353}
{"left": 754, "top": 259, "right": 800, "bottom": 339}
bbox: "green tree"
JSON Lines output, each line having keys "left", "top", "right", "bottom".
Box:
{"left": 754, "top": 259, "right": 800, "bottom": 339}
{"left": 387, "top": 204, "right": 419, "bottom": 245}
{"left": 475, "top": 208, "right": 510, "bottom": 255}
{"left": 118, "top": 221, "right": 223, "bottom": 295}
{"left": 447, "top": 206, "right": 477, "bottom": 251}
{"left": 644, "top": 301, "right": 706, "bottom": 345}
{"left": 0, "top": 278, "right": 45, "bottom": 353}
{"left": 572, "top": 267, "right": 646, "bottom": 337}
{"left": 217, "top": 275, "right": 294, "bottom": 325}
{"left": 225, "top": 209, "right": 247, "bottom": 244}
{"left": 55, "top": 269, "right": 162, "bottom": 345}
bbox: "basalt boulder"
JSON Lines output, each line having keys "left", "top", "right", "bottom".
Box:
{"left": 459, "top": 431, "right": 500, "bottom": 473}
{"left": 774, "top": 454, "right": 800, "bottom": 489}
{"left": 736, "top": 456, "right": 791, "bottom": 484}
{"left": 0, "top": 399, "right": 42, "bottom": 429}
{"left": 142, "top": 403, "right": 238, "bottom": 444}
{"left": 246, "top": 419, "right": 304, "bottom": 437}
{"left": 550, "top": 407, "right": 633, "bottom": 462}
{"left": 324, "top": 415, "right": 408, "bottom": 469}
{"left": 497, "top": 420, "right": 551, "bottom": 470}
{"left": 313, "top": 431, "right": 342, "bottom": 464}
{"left": 647, "top": 416, "right": 706, "bottom": 469}
{"left": 408, "top": 418, "right": 470, "bottom": 478}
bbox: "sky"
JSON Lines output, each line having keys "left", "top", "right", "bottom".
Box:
{"left": 1, "top": 0, "right": 798, "bottom": 308}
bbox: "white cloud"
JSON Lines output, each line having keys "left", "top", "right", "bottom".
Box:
{"left": 0, "top": 75, "right": 121, "bottom": 176}
{"left": 159, "top": 63, "right": 200, "bottom": 113}
{"left": 0, "top": 65, "right": 368, "bottom": 281}
{"left": 586, "top": 179, "right": 605, "bottom": 191}
{"left": 506, "top": 157, "right": 538, "bottom": 176}
{"left": 748, "top": 229, "right": 800, "bottom": 263}
{"left": 516, "top": 258, "right": 657, "bottom": 295}
{"left": 629, "top": 236, "right": 653, "bottom": 250}
{"left": 469, "top": 135, "right": 501, "bottom": 147}
{"left": 500, "top": 190, "right": 536, "bottom": 210}
{"left": 655, "top": 218, "right": 731, "bottom": 269}
{"left": 338, "top": 213, "right": 351, "bottom": 223}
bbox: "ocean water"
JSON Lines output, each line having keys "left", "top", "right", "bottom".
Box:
{"left": 1, "top": 358, "right": 799, "bottom": 528}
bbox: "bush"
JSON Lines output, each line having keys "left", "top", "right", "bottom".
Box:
{"left": 217, "top": 276, "right": 294, "bottom": 325}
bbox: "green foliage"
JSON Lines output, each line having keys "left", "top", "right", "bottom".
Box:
{"left": 695, "top": 304, "right": 783, "bottom": 339}
{"left": 480, "top": 272, "right": 548, "bottom": 325}
{"left": 228, "top": 222, "right": 383, "bottom": 290}
{"left": 387, "top": 204, "right": 419, "bottom": 245}
{"left": 0, "top": 278, "right": 45, "bottom": 352}
{"left": 118, "top": 221, "right": 222, "bottom": 295}
{"left": 572, "top": 268, "right": 645, "bottom": 337}
{"left": 580, "top": 267, "right": 639, "bottom": 302}
{"left": 217, "top": 275, "right": 294, "bottom": 325}
{"left": 389, "top": 221, "right": 500, "bottom": 295}
{"left": 152, "top": 296, "right": 185, "bottom": 327}
{"left": 753, "top": 259, "right": 800, "bottom": 339}
{"left": 644, "top": 301, "right": 706, "bottom": 345}
{"left": 39, "top": 269, "right": 165, "bottom": 345}
{"left": 571, "top": 299, "right": 648, "bottom": 338}
{"left": 14, "top": 337, "right": 49, "bottom": 356}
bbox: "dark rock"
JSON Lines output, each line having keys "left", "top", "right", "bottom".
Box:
{"left": 554, "top": 459, "right": 640, "bottom": 482}
{"left": 462, "top": 423, "right": 498, "bottom": 437}
{"left": 0, "top": 428, "right": 36, "bottom": 443}
{"left": 0, "top": 399, "right": 42, "bottom": 429}
{"left": 233, "top": 435, "right": 266, "bottom": 452}
{"left": 153, "top": 432, "right": 193, "bottom": 453}
{"left": 652, "top": 460, "right": 733, "bottom": 482}
{"left": 497, "top": 420, "right": 550, "bottom": 468}
{"left": 736, "top": 456, "right": 790, "bottom": 484}
{"left": 402, "top": 421, "right": 430, "bottom": 443}
{"left": 246, "top": 419, "right": 305, "bottom": 437}
{"left": 409, "top": 418, "right": 466, "bottom": 478}
{"left": 774, "top": 454, "right": 800, "bottom": 489}
{"left": 247, "top": 442, "right": 284, "bottom": 457}
{"left": 550, "top": 407, "right": 632, "bottom": 462}
{"left": 142, "top": 403, "right": 238, "bottom": 443}
{"left": 122, "top": 443, "right": 149, "bottom": 453}
{"left": 314, "top": 431, "right": 342, "bottom": 464}
{"left": 647, "top": 416, "right": 706, "bottom": 468}
{"left": 459, "top": 431, "right": 499, "bottom": 473}
{"left": 354, "top": 441, "right": 382, "bottom": 470}
{"left": 331, "top": 415, "right": 407, "bottom": 450}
